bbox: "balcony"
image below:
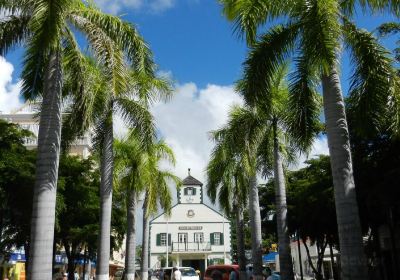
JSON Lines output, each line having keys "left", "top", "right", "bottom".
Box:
{"left": 171, "top": 242, "right": 211, "bottom": 252}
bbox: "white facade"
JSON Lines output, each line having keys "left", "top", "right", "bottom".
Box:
{"left": 0, "top": 103, "right": 91, "bottom": 158}
{"left": 149, "top": 172, "right": 231, "bottom": 274}
{"left": 290, "top": 239, "right": 339, "bottom": 280}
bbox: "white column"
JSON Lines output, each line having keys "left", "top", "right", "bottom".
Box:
{"left": 222, "top": 213, "right": 226, "bottom": 264}
{"left": 204, "top": 254, "right": 208, "bottom": 270}
{"left": 176, "top": 254, "right": 180, "bottom": 266}
{"left": 166, "top": 219, "right": 169, "bottom": 267}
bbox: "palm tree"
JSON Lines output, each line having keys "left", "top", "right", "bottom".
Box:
{"left": 63, "top": 55, "right": 171, "bottom": 279}
{"left": 211, "top": 66, "right": 319, "bottom": 280}
{"left": 0, "top": 1, "right": 153, "bottom": 279}
{"left": 114, "top": 133, "right": 147, "bottom": 280}
{"left": 139, "top": 140, "right": 181, "bottom": 280}
{"left": 207, "top": 132, "right": 249, "bottom": 280}
{"left": 220, "top": 1, "right": 397, "bottom": 278}
{"left": 208, "top": 109, "right": 264, "bottom": 280}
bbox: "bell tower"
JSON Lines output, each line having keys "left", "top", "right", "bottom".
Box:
{"left": 178, "top": 168, "right": 203, "bottom": 204}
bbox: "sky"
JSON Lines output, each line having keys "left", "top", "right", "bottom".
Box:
{"left": 0, "top": 1, "right": 398, "bottom": 241}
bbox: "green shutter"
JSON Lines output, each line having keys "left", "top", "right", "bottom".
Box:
{"left": 168, "top": 234, "right": 171, "bottom": 246}
{"left": 184, "top": 188, "right": 188, "bottom": 195}
{"left": 156, "top": 234, "right": 161, "bottom": 246}
{"left": 220, "top": 232, "right": 224, "bottom": 245}
{"left": 210, "top": 233, "right": 214, "bottom": 245}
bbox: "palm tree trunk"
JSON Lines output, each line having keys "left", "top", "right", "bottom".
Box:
{"left": 125, "top": 189, "right": 137, "bottom": 280}
{"left": 141, "top": 194, "right": 150, "bottom": 280}
{"left": 272, "top": 121, "right": 294, "bottom": 280}
{"left": 248, "top": 175, "right": 263, "bottom": 280}
{"left": 321, "top": 68, "right": 368, "bottom": 280}
{"left": 96, "top": 118, "right": 114, "bottom": 280}
{"left": 28, "top": 50, "right": 63, "bottom": 280}
{"left": 236, "top": 205, "right": 247, "bottom": 280}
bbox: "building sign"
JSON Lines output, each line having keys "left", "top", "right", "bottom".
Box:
{"left": 178, "top": 226, "right": 203, "bottom": 230}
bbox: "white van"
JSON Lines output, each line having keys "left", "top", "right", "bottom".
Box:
{"left": 161, "top": 267, "right": 200, "bottom": 280}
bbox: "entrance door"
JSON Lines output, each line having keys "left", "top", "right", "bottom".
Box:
{"left": 178, "top": 233, "right": 188, "bottom": 250}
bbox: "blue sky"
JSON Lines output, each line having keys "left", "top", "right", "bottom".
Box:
{"left": 4, "top": 1, "right": 398, "bottom": 92}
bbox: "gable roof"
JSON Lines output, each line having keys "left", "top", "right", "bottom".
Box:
{"left": 182, "top": 175, "right": 203, "bottom": 186}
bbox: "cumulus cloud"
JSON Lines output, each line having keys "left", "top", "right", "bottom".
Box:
{"left": 290, "top": 136, "right": 330, "bottom": 170}
{"left": 152, "top": 82, "right": 243, "bottom": 184}
{"left": 95, "top": 0, "right": 175, "bottom": 14}
{"left": 0, "top": 56, "right": 23, "bottom": 114}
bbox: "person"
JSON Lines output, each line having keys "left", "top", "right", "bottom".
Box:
{"left": 74, "top": 271, "right": 80, "bottom": 280}
{"left": 63, "top": 273, "right": 68, "bottom": 280}
{"left": 195, "top": 269, "right": 201, "bottom": 278}
{"left": 173, "top": 267, "right": 182, "bottom": 280}
{"left": 229, "top": 270, "right": 236, "bottom": 280}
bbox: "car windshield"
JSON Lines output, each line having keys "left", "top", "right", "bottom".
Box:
{"left": 180, "top": 268, "right": 197, "bottom": 276}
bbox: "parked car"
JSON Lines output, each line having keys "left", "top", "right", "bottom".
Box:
{"left": 161, "top": 267, "right": 200, "bottom": 280}
{"left": 114, "top": 269, "right": 141, "bottom": 280}
{"left": 204, "top": 265, "right": 239, "bottom": 280}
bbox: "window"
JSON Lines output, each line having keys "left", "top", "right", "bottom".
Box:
{"left": 160, "top": 233, "right": 167, "bottom": 246}
{"left": 194, "top": 232, "right": 204, "bottom": 243}
{"left": 184, "top": 187, "right": 196, "bottom": 196}
{"left": 156, "top": 233, "right": 170, "bottom": 246}
{"left": 214, "top": 233, "right": 221, "bottom": 245}
{"left": 210, "top": 232, "right": 224, "bottom": 245}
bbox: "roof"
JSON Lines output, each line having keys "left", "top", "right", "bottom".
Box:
{"left": 182, "top": 175, "right": 203, "bottom": 186}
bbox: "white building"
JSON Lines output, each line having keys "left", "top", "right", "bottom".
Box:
{"left": 149, "top": 171, "right": 231, "bottom": 274}
{"left": 289, "top": 238, "right": 339, "bottom": 280}
{"left": 0, "top": 103, "right": 91, "bottom": 158}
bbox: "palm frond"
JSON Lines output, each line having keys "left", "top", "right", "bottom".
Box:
{"left": 239, "top": 23, "right": 299, "bottom": 107}
{"left": 299, "top": 0, "right": 340, "bottom": 75}
{"left": 345, "top": 0, "right": 400, "bottom": 17}
{"left": 0, "top": 15, "right": 30, "bottom": 55}
{"left": 344, "top": 19, "right": 397, "bottom": 135}
{"left": 115, "top": 97, "right": 156, "bottom": 149}
{"left": 128, "top": 71, "right": 174, "bottom": 106}
{"left": 219, "top": 0, "right": 296, "bottom": 45}
{"left": 69, "top": 13, "right": 130, "bottom": 96}
{"left": 69, "top": 7, "right": 155, "bottom": 75}
{"left": 286, "top": 57, "right": 322, "bottom": 153}
{"left": 377, "top": 22, "right": 400, "bottom": 36}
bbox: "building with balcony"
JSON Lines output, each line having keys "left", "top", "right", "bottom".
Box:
{"left": 0, "top": 103, "right": 91, "bottom": 158}
{"left": 149, "top": 170, "right": 231, "bottom": 274}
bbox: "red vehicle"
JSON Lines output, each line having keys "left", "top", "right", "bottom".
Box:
{"left": 204, "top": 265, "right": 239, "bottom": 280}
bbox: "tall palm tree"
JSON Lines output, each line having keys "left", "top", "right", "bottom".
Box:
{"left": 0, "top": 1, "right": 153, "bottom": 279}
{"left": 236, "top": 65, "right": 321, "bottom": 280}
{"left": 140, "top": 141, "right": 181, "bottom": 280}
{"left": 63, "top": 55, "right": 171, "bottom": 279}
{"left": 207, "top": 132, "right": 249, "bottom": 280}
{"left": 220, "top": 1, "right": 398, "bottom": 278}
{"left": 208, "top": 110, "right": 264, "bottom": 280}
{"left": 114, "top": 133, "right": 146, "bottom": 280}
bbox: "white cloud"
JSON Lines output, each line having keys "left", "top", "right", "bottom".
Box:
{"left": 290, "top": 136, "right": 330, "bottom": 170}
{"left": 94, "top": 0, "right": 175, "bottom": 14}
{"left": 152, "top": 82, "right": 243, "bottom": 185}
{"left": 0, "top": 56, "right": 23, "bottom": 114}
{"left": 150, "top": 0, "right": 175, "bottom": 12}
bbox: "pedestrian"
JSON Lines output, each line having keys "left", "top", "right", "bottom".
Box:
{"left": 229, "top": 270, "right": 236, "bottom": 280}
{"left": 63, "top": 273, "right": 68, "bottom": 280}
{"left": 74, "top": 271, "right": 80, "bottom": 280}
{"left": 173, "top": 267, "right": 182, "bottom": 280}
